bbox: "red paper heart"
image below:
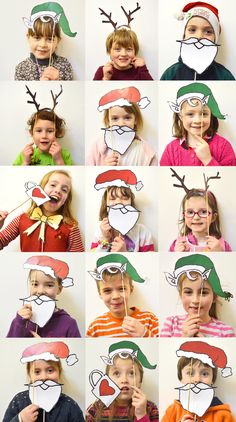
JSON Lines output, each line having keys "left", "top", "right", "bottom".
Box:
{"left": 99, "top": 379, "right": 115, "bottom": 396}
{"left": 32, "top": 187, "right": 46, "bottom": 199}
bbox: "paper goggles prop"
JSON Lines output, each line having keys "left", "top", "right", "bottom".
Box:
{"left": 23, "top": 2, "right": 77, "bottom": 37}
{"left": 98, "top": 87, "right": 150, "bottom": 155}
{"left": 99, "top": 3, "right": 141, "bottom": 30}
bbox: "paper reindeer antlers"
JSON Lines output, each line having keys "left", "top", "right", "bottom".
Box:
{"left": 170, "top": 168, "right": 221, "bottom": 193}
{"left": 25, "top": 85, "right": 63, "bottom": 112}
{"left": 99, "top": 3, "right": 141, "bottom": 30}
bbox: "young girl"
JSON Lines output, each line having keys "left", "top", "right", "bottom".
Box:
{"left": 7, "top": 255, "right": 81, "bottom": 337}
{"left": 0, "top": 170, "right": 84, "bottom": 252}
{"left": 86, "top": 87, "right": 157, "bottom": 166}
{"left": 13, "top": 109, "right": 73, "bottom": 165}
{"left": 15, "top": 2, "right": 76, "bottom": 81}
{"left": 161, "top": 254, "right": 235, "bottom": 337}
{"left": 160, "top": 83, "right": 236, "bottom": 166}
{"left": 86, "top": 341, "right": 159, "bottom": 421}
{"left": 3, "top": 342, "right": 84, "bottom": 421}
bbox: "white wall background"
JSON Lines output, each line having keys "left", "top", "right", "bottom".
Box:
{"left": 158, "top": 0, "right": 236, "bottom": 79}
{"left": 159, "top": 338, "right": 236, "bottom": 418}
{"left": 85, "top": 252, "right": 158, "bottom": 332}
{"left": 0, "top": 338, "right": 85, "bottom": 420}
{"left": 85, "top": 0, "right": 158, "bottom": 80}
{"left": 0, "top": 0, "right": 84, "bottom": 80}
{"left": 84, "top": 166, "right": 159, "bottom": 251}
{"left": 158, "top": 81, "right": 236, "bottom": 159}
{"left": 0, "top": 252, "right": 85, "bottom": 337}
{"left": 157, "top": 166, "right": 236, "bottom": 251}
{"left": 85, "top": 81, "right": 158, "bottom": 163}
{"left": 0, "top": 81, "right": 84, "bottom": 165}
{"left": 85, "top": 337, "right": 158, "bottom": 408}
{"left": 0, "top": 166, "right": 85, "bottom": 251}
{"left": 158, "top": 252, "right": 236, "bottom": 334}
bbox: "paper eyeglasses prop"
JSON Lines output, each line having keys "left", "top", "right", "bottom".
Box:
{"left": 26, "top": 84, "right": 63, "bottom": 112}
{"left": 170, "top": 168, "right": 221, "bottom": 193}
{"left": 99, "top": 3, "right": 141, "bottom": 30}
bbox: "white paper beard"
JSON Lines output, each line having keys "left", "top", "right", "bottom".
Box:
{"left": 29, "top": 380, "right": 62, "bottom": 412}
{"left": 22, "top": 295, "right": 56, "bottom": 327}
{"left": 103, "top": 125, "right": 136, "bottom": 155}
{"left": 107, "top": 204, "right": 140, "bottom": 235}
{"left": 176, "top": 382, "right": 214, "bottom": 417}
{"left": 178, "top": 38, "right": 218, "bottom": 74}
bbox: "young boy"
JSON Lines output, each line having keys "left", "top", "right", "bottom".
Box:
{"left": 161, "top": 2, "right": 235, "bottom": 80}
{"left": 93, "top": 28, "right": 153, "bottom": 80}
{"left": 162, "top": 341, "right": 234, "bottom": 422}
{"left": 87, "top": 254, "right": 158, "bottom": 337}
{"left": 7, "top": 255, "right": 81, "bottom": 337}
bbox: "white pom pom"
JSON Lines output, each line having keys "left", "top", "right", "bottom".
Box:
{"left": 174, "top": 12, "right": 185, "bottom": 21}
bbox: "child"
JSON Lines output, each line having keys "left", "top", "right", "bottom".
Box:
{"left": 86, "top": 341, "right": 159, "bottom": 421}
{"left": 87, "top": 254, "right": 158, "bottom": 337}
{"left": 160, "top": 2, "right": 235, "bottom": 80}
{"left": 15, "top": 2, "right": 77, "bottom": 81}
{"left": 7, "top": 255, "right": 81, "bottom": 337}
{"left": 0, "top": 170, "right": 84, "bottom": 252}
{"left": 91, "top": 170, "right": 154, "bottom": 252}
{"left": 3, "top": 341, "right": 84, "bottom": 421}
{"left": 86, "top": 87, "right": 157, "bottom": 166}
{"left": 161, "top": 254, "right": 235, "bottom": 337}
{"left": 162, "top": 341, "right": 235, "bottom": 422}
{"left": 160, "top": 83, "right": 236, "bottom": 166}
{"left": 169, "top": 170, "right": 232, "bottom": 252}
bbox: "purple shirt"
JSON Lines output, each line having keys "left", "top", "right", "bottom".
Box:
{"left": 93, "top": 64, "right": 153, "bottom": 80}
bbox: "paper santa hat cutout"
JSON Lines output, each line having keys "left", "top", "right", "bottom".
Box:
{"left": 25, "top": 182, "right": 50, "bottom": 206}
{"left": 24, "top": 255, "right": 74, "bottom": 287}
{"left": 21, "top": 341, "right": 78, "bottom": 366}
{"left": 177, "top": 341, "right": 232, "bottom": 377}
{"left": 98, "top": 87, "right": 150, "bottom": 112}
{"left": 94, "top": 169, "right": 143, "bottom": 191}
{"left": 89, "top": 369, "right": 121, "bottom": 407}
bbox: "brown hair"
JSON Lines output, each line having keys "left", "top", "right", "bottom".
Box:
{"left": 106, "top": 28, "right": 139, "bottom": 55}
{"left": 29, "top": 269, "right": 63, "bottom": 289}
{"left": 26, "top": 170, "right": 78, "bottom": 226}
{"left": 27, "top": 18, "right": 61, "bottom": 40}
{"left": 103, "top": 103, "right": 143, "bottom": 133}
{"left": 178, "top": 272, "right": 219, "bottom": 319}
{"left": 27, "top": 359, "right": 62, "bottom": 382}
{"left": 99, "top": 186, "right": 136, "bottom": 220}
{"left": 179, "top": 189, "right": 221, "bottom": 238}
{"left": 96, "top": 270, "right": 133, "bottom": 294}
{"left": 28, "top": 109, "right": 65, "bottom": 138}
{"left": 177, "top": 357, "right": 217, "bottom": 384}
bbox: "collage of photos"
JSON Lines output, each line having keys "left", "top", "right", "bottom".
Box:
{"left": 0, "top": 0, "right": 236, "bottom": 421}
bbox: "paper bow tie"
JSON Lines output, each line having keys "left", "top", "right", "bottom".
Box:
{"left": 23, "top": 207, "right": 63, "bottom": 243}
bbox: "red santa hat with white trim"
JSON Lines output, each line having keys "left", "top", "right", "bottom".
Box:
{"left": 21, "top": 341, "right": 78, "bottom": 366}
{"left": 24, "top": 256, "right": 74, "bottom": 288}
{"left": 94, "top": 169, "right": 143, "bottom": 191}
{"left": 177, "top": 341, "right": 232, "bottom": 377}
{"left": 97, "top": 87, "right": 150, "bottom": 112}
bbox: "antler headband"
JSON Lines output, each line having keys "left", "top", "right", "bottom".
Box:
{"left": 25, "top": 85, "right": 63, "bottom": 112}
{"left": 170, "top": 168, "right": 221, "bottom": 193}
{"left": 99, "top": 3, "right": 141, "bottom": 30}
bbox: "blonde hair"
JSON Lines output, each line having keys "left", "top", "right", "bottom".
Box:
{"left": 106, "top": 28, "right": 139, "bottom": 54}
{"left": 103, "top": 103, "right": 143, "bottom": 133}
{"left": 96, "top": 270, "right": 133, "bottom": 293}
{"left": 28, "top": 18, "right": 61, "bottom": 40}
{"left": 27, "top": 359, "right": 62, "bottom": 382}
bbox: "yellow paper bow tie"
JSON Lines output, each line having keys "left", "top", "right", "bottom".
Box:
{"left": 23, "top": 207, "right": 63, "bottom": 243}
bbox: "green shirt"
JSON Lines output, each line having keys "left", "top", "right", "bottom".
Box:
{"left": 13, "top": 147, "right": 73, "bottom": 166}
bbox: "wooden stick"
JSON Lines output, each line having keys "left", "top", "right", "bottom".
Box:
{"left": 7, "top": 198, "right": 31, "bottom": 216}
{"left": 49, "top": 22, "right": 56, "bottom": 67}
{"left": 187, "top": 358, "right": 193, "bottom": 412}
{"left": 197, "top": 280, "right": 204, "bottom": 317}
{"left": 121, "top": 272, "right": 128, "bottom": 317}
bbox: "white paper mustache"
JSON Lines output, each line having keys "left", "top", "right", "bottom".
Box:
{"left": 178, "top": 37, "right": 219, "bottom": 48}
{"left": 107, "top": 203, "right": 140, "bottom": 235}
{"left": 103, "top": 125, "right": 136, "bottom": 155}
{"left": 21, "top": 295, "right": 56, "bottom": 327}
{"left": 177, "top": 37, "right": 219, "bottom": 74}
{"left": 28, "top": 379, "right": 62, "bottom": 412}
{"left": 176, "top": 382, "right": 215, "bottom": 417}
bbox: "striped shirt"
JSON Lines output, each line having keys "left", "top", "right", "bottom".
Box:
{"left": 86, "top": 307, "right": 159, "bottom": 337}
{"left": 160, "top": 315, "right": 235, "bottom": 337}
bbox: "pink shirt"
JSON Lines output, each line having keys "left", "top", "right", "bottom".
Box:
{"left": 161, "top": 315, "right": 235, "bottom": 337}
{"left": 169, "top": 233, "right": 232, "bottom": 252}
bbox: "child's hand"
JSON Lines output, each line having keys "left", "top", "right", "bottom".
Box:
{"left": 19, "top": 403, "right": 39, "bottom": 421}
{"left": 206, "top": 235, "right": 224, "bottom": 251}
{"left": 122, "top": 316, "right": 146, "bottom": 337}
{"left": 192, "top": 135, "right": 212, "bottom": 165}
{"left": 103, "top": 152, "right": 119, "bottom": 166}
{"left": 18, "top": 304, "right": 32, "bottom": 320}
{"left": 181, "top": 414, "right": 195, "bottom": 422}
{"left": 102, "top": 62, "right": 113, "bottom": 80}
{"left": 30, "top": 330, "right": 41, "bottom": 338}
{"left": 40, "top": 66, "right": 59, "bottom": 81}
{"left": 49, "top": 141, "right": 64, "bottom": 165}
{"left": 100, "top": 218, "right": 113, "bottom": 241}
{"left": 182, "top": 315, "right": 201, "bottom": 337}
{"left": 111, "top": 235, "right": 127, "bottom": 252}
{"left": 0, "top": 210, "right": 8, "bottom": 230}
{"left": 132, "top": 57, "right": 145, "bottom": 68}
{"left": 174, "top": 238, "right": 189, "bottom": 252}
{"left": 22, "top": 141, "right": 34, "bottom": 165}
{"left": 131, "top": 386, "right": 147, "bottom": 420}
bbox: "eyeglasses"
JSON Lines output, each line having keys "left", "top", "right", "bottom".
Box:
{"left": 183, "top": 209, "right": 212, "bottom": 218}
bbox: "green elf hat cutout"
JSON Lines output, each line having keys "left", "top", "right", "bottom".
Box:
{"left": 168, "top": 82, "right": 225, "bottom": 119}
{"left": 100, "top": 341, "right": 156, "bottom": 369}
{"left": 23, "top": 2, "right": 77, "bottom": 37}
{"left": 89, "top": 253, "right": 144, "bottom": 283}
{"left": 165, "top": 254, "right": 233, "bottom": 300}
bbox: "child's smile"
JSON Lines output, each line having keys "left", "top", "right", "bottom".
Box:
{"left": 184, "top": 197, "right": 214, "bottom": 239}
{"left": 99, "top": 275, "right": 133, "bottom": 318}
{"left": 180, "top": 100, "right": 211, "bottom": 144}
{"left": 42, "top": 173, "right": 71, "bottom": 216}
{"left": 30, "top": 270, "right": 61, "bottom": 300}
{"left": 32, "top": 119, "right": 56, "bottom": 153}
{"left": 110, "top": 44, "right": 135, "bottom": 70}
{"left": 27, "top": 34, "right": 59, "bottom": 60}
{"left": 181, "top": 277, "right": 214, "bottom": 322}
